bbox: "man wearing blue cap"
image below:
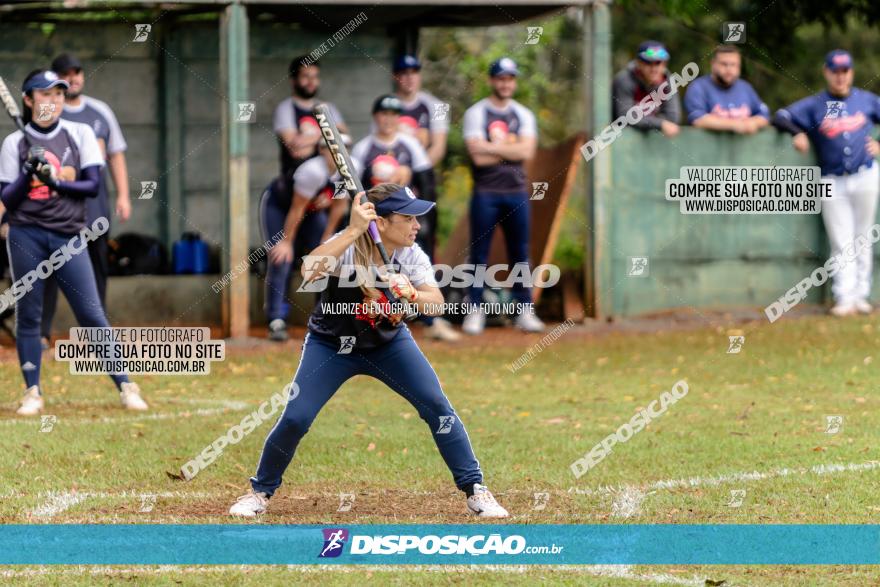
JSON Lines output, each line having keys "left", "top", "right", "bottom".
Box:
{"left": 229, "top": 182, "right": 510, "bottom": 519}
{"left": 775, "top": 50, "right": 880, "bottom": 317}
{"left": 461, "top": 56, "right": 545, "bottom": 335}
{"left": 612, "top": 41, "right": 681, "bottom": 137}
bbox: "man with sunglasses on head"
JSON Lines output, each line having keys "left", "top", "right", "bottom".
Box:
{"left": 612, "top": 41, "right": 681, "bottom": 138}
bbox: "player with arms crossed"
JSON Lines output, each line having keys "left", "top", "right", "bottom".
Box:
{"left": 461, "top": 57, "right": 545, "bottom": 335}
{"left": 0, "top": 70, "right": 147, "bottom": 415}
{"left": 261, "top": 138, "right": 356, "bottom": 341}
{"left": 774, "top": 50, "right": 880, "bottom": 317}
{"left": 229, "top": 183, "right": 509, "bottom": 518}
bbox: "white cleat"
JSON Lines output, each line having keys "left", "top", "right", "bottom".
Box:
{"left": 854, "top": 299, "right": 873, "bottom": 315}
{"left": 229, "top": 491, "right": 269, "bottom": 517}
{"left": 830, "top": 303, "right": 857, "bottom": 317}
{"left": 120, "top": 382, "right": 149, "bottom": 411}
{"left": 515, "top": 307, "right": 546, "bottom": 333}
{"left": 16, "top": 386, "right": 44, "bottom": 416}
{"left": 466, "top": 484, "right": 509, "bottom": 518}
{"left": 427, "top": 317, "right": 462, "bottom": 342}
{"left": 462, "top": 308, "right": 486, "bottom": 335}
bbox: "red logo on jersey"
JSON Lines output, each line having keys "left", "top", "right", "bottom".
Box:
{"left": 487, "top": 120, "right": 509, "bottom": 143}
{"left": 398, "top": 116, "right": 419, "bottom": 136}
{"left": 370, "top": 154, "right": 400, "bottom": 185}
{"left": 710, "top": 104, "right": 751, "bottom": 119}
{"left": 819, "top": 112, "right": 867, "bottom": 138}
{"left": 299, "top": 116, "right": 320, "bottom": 136}
{"left": 308, "top": 186, "right": 334, "bottom": 212}
{"left": 28, "top": 150, "right": 62, "bottom": 201}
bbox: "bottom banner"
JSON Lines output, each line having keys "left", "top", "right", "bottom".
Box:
{"left": 0, "top": 525, "right": 877, "bottom": 564}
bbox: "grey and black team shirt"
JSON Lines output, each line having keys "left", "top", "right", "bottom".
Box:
{"left": 60, "top": 95, "right": 127, "bottom": 224}
{"left": 399, "top": 91, "right": 449, "bottom": 139}
{"left": 273, "top": 98, "right": 345, "bottom": 179}
{"left": 307, "top": 232, "right": 438, "bottom": 350}
{"left": 350, "top": 133, "right": 431, "bottom": 189}
{"left": 462, "top": 97, "right": 537, "bottom": 193}
{"left": 0, "top": 119, "right": 104, "bottom": 234}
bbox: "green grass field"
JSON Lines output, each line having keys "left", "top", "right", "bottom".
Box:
{"left": 1, "top": 312, "right": 879, "bottom": 585}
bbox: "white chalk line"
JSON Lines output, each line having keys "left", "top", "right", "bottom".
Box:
{"left": 568, "top": 460, "right": 880, "bottom": 497}
{"left": 26, "top": 490, "right": 220, "bottom": 518}
{"left": 0, "top": 398, "right": 251, "bottom": 426}
{"left": 0, "top": 564, "right": 718, "bottom": 585}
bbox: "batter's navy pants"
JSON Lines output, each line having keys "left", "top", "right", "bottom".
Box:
{"left": 467, "top": 190, "right": 533, "bottom": 307}
{"left": 250, "top": 327, "right": 483, "bottom": 496}
{"left": 5, "top": 224, "right": 129, "bottom": 391}
{"left": 259, "top": 184, "right": 327, "bottom": 323}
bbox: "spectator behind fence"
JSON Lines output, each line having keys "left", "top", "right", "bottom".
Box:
{"left": 774, "top": 50, "right": 880, "bottom": 317}
{"left": 612, "top": 41, "right": 680, "bottom": 137}
{"left": 684, "top": 45, "right": 769, "bottom": 134}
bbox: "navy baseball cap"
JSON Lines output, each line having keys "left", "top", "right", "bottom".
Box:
{"left": 393, "top": 55, "right": 421, "bottom": 72}
{"left": 372, "top": 94, "right": 403, "bottom": 114}
{"left": 22, "top": 70, "right": 69, "bottom": 94}
{"left": 51, "top": 53, "right": 83, "bottom": 74}
{"left": 825, "top": 50, "right": 853, "bottom": 71}
{"left": 375, "top": 185, "right": 435, "bottom": 217}
{"left": 489, "top": 57, "right": 519, "bottom": 77}
{"left": 637, "top": 41, "right": 670, "bottom": 63}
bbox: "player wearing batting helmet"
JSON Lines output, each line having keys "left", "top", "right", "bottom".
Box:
{"left": 0, "top": 70, "right": 147, "bottom": 415}
{"left": 260, "top": 136, "right": 360, "bottom": 341}
{"left": 229, "top": 183, "right": 509, "bottom": 518}
{"left": 774, "top": 50, "right": 880, "bottom": 317}
{"left": 461, "top": 57, "right": 545, "bottom": 335}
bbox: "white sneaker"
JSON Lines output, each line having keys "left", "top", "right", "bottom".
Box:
{"left": 466, "top": 484, "right": 509, "bottom": 518}
{"left": 515, "top": 307, "right": 545, "bottom": 333}
{"left": 16, "top": 386, "right": 44, "bottom": 416}
{"left": 855, "top": 299, "right": 873, "bottom": 315}
{"left": 120, "top": 382, "right": 149, "bottom": 411}
{"left": 427, "top": 318, "right": 462, "bottom": 342}
{"left": 462, "top": 308, "right": 486, "bottom": 335}
{"left": 229, "top": 491, "right": 269, "bottom": 517}
{"left": 830, "top": 303, "right": 857, "bottom": 317}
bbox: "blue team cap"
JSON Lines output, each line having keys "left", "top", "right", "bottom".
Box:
{"left": 489, "top": 57, "right": 519, "bottom": 77}
{"left": 393, "top": 55, "right": 422, "bottom": 73}
{"left": 22, "top": 70, "right": 69, "bottom": 94}
{"left": 825, "top": 50, "right": 852, "bottom": 72}
{"left": 637, "top": 41, "right": 670, "bottom": 63}
{"left": 374, "top": 185, "right": 435, "bottom": 217}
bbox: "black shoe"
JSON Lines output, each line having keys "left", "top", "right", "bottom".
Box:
{"left": 268, "top": 319, "right": 288, "bottom": 342}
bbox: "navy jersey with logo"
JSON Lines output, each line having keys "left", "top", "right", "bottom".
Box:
{"left": 292, "top": 155, "right": 362, "bottom": 213}
{"left": 396, "top": 91, "right": 449, "bottom": 144}
{"left": 684, "top": 76, "right": 770, "bottom": 123}
{"left": 0, "top": 119, "right": 104, "bottom": 233}
{"left": 350, "top": 134, "right": 431, "bottom": 190}
{"left": 60, "top": 95, "right": 127, "bottom": 224}
{"left": 462, "top": 98, "right": 537, "bottom": 193}
{"left": 273, "top": 98, "right": 345, "bottom": 179}
{"left": 776, "top": 88, "right": 880, "bottom": 175}
{"left": 307, "top": 233, "right": 438, "bottom": 350}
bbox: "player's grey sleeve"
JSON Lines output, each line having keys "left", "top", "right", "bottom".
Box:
{"left": 293, "top": 158, "right": 327, "bottom": 199}
{"left": 75, "top": 123, "right": 105, "bottom": 169}
{"left": 88, "top": 97, "right": 127, "bottom": 154}
{"left": 514, "top": 102, "right": 537, "bottom": 137}
{"left": 402, "top": 243, "right": 438, "bottom": 287}
{"left": 423, "top": 92, "right": 449, "bottom": 134}
{"left": 350, "top": 138, "right": 369, "bottom": 168}
{"left": 462, "top": 102, "right": 485, "bottom": 140}
{"left": 0, "top": 133, "right": 22, "bottom": 183}
{"left": 273, "top": 98, "right": 295, "bottom": 133}
{"left": 327, "top": 103, "right": 346, "bottom": 127}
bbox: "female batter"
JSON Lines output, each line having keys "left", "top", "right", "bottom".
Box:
{"left": 0, "top": 70, "right": 147, "bottom": 415}
{"left": 260, "top": 139, "right": 354, "bottom": 342}
{"left": 230, "top": 183, "right": 508, "bottom": 518}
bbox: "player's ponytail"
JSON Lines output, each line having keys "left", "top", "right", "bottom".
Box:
{"left": 352, "top": 183, "right": 400, "bottom": 298}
